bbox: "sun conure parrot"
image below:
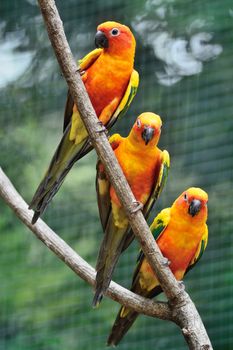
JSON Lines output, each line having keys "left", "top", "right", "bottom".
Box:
{"left": 107, "top": 187, "right": 208, "bottom": 346}
{"left": 29, "top": 21, "right": 139, "bottom": 224}
{"left": 93, "top": 112, "right": 170, "bottom": 307}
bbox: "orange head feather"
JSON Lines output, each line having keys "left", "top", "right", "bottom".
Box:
{"left": 95, "top": 21, "right": 136, "bottom": 56}
{"left": 173, "top": 187, "right": 208, "bottom": 222}
{"left": 129, "top": 112, "right": 162, "bottom": 148}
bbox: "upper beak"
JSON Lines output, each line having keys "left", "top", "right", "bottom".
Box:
{"left": 188, "top": 199, "right": 201, "bottom": 217}
{"left": 95, "top": 31, "right": 109, "bottom": 48}
{"left": 141, "top": 127, "right": 154, "bottom": 145}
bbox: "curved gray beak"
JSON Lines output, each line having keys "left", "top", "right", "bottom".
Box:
{"left": 95, "top": 31, "right": 109, "bottom": 48}
{"left": 141, "top": 127, "right": 154, "bottom": 145}
{"left": 188, "top": 199, "right": 201, "bottom": 217}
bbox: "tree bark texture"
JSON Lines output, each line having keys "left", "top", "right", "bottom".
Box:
{"left": 2, "top": 0, "right": 213, "bottom": 348}
{"left": 0, "top": 167, "right": 171, "bottom": 321}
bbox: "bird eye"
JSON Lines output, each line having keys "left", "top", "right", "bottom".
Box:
{"left": 136, "top": 119, "right": 141, "bottom": 128}
{"left": 184, "top": 193, "right": 188, "bottom": 201}
{"left": 111, "top": 28, "right": 120, "bottom": 36}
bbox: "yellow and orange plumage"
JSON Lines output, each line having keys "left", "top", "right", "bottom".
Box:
{"left": 108, "top": 187, "right": 208, "bottom": 346}
{"left": 93, "top": 112, "right": 170, "bottom": 307}
{"left": 29, "top": 21, "right": 139, "bottom": 223}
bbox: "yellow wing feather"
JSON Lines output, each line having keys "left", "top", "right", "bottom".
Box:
{"left": 188, "top": 224, "right": 208, "bottom": 270}
{"left": 78, "top": 48, "right": 103, "bottom": 71}
{"left": 111, "top": 69, "right": 139, "bottom": 121}
{"left": 142, "top": 150, "right": 170, "bottom": 218}
{"left": 109, "top": 133, "right": 123, "bottom": 149}
{"left": 157, "top": 150, "right": 170, "bottom": 190}
{"left": 150, "top": 207, "right": 171, "bottom": 237}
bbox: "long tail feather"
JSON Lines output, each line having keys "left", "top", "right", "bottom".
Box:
{"left": 93, "top": 215, "right": 127, "bottom": 307}
{"left": 107, "top": 283, "right": 163, "bottom": 345}
{"left": 107, "top": 308, "right": 138, "bottom": 346}
{"left": 29, "top": 126, "right": 92, "bottom": 223}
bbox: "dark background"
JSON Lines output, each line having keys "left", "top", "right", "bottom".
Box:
{"left": 0, "top": 0, "right": 233, "bottom": 349}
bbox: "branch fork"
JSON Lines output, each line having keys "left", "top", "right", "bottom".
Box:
{"left": 0, "top": 0, "right": 213, "bottom": 348}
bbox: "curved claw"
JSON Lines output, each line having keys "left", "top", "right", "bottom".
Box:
{"left": 178, "top": 280, "right": 185, "bottom": 290}
{"left": 96, "top": 121, "right": 108, "bottom": 134}
{"left": 76, "top": 66, "right": 85, "bottom": 76}
{"left": 130, "top": 201, "right": 143, "bottom": 214}
{"left": 162, "top": 257, "right": 171, "bottom": 267}
{"left": 88, "top": 139, "right": 93, "bottom": 146}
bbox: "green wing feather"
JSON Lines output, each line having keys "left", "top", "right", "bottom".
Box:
{"left": 107, "top": 209, "right": 170, "bottom": 346}
{"left": 143, "top": 150, "right": 170, "bottom": 218}
{"left": 93, "top": 212, "right": 129, "bottom": 307}
{"left": 134, "top": 208, "right": 170, "bottom": 273}
{"left": 150, "top": 207, "right": 171, "bottom": 239}
{"left": 185, "top": 224, "right": 208, "bottom": 275}
{"left": 29, "top": 126, "right": 92, "bottom": 223}
{"left": 105, "top": 69, "right": 139, "bottom": 129}
{"left": 107, "top": 209, "right": 208, "bottom": 347}
{"left": 63, "top": 90, "right": 74, "bottom": 132}
{"left": 96, "top": 134, "right": 123, "bottom": 232}
{"left": 63, "top": 49, "right": 103, "bottom": 131}
{"left": 29, "top": 51, "right": 138, "bottom": 223}
{"left": 96, "top": 161, "right": 111, "bottom": 231}
{"left": 94, "top": 135, "right": 125, "bottom": 307}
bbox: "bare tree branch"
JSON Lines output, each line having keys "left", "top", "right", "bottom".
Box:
{"left": 0, "top": 167, "right": 171, "bottom": 321}
{"left": 2, "top": 0, "right": 212, "bottom": 348}
{"left": 37, "top": 1, "right": 212, "bottom": 349}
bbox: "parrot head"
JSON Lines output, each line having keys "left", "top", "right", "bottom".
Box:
{"left": 175, "top": 187, "right": 208, "bottom": 221}
{"left": 95, "top": 21, "right": 136, "bottom": 54}
{"left": 130, "top": 112, "right": 162, "bottom": 147}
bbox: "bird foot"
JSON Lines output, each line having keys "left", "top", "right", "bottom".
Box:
{"left": 96, "top": 121, "right": 108, "bottom": 134}
{"left": 130, "top": 201, "right": 143, "bottom": 213}
{"left": 178, "top": 280, "right": 185, "bottom": 290}
{"left": 162, "top": 257, "right": 171, "bottom": 267}
{"left": 77, "top": 67, "right": 86, "bottom": 76}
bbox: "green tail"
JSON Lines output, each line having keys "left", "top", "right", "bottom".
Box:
{"left": 107, "top": 307, "right": 138, "bottom": 347}
{"left": 93, "top": 213, "right": 128, "bottom": 307}
{"left": 107, "top": 284, "right": 162, "bottom": 346}
{"left": 29, "top": 125, "right": 92, "bottom": 224}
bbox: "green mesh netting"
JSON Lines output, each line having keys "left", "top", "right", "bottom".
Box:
{"left": 0, "top": 0, "right": 233, "bottom": 349}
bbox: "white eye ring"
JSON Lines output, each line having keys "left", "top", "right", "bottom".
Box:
{"left": 136, "top": 119, "right": 141, "bottom": 128}
{"left": 111, "top": 28, "right": 120, "bottom": 36}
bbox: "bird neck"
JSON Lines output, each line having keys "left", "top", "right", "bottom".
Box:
{"left": 126, "top": 134, "right": 159, "bottom": 157}
{"left": 104, "top": 43, "right": 135, "bottom": 67}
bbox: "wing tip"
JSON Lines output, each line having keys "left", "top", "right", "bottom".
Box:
{"left": 31, "top": 210, "right": 40, "bottom": 225}
{"left": 107, "top": 330, "right": 119, "bottom": 347}
{"left": 132, "top": 69, "right": 139, "bottom": 86}
{"left": 162, "top": 149, "right": 170, "bottom": 167}
{"left": 92, "top": 290, "right": 103, "bottom": 308}
{"left": 107, "top": 338, "right": 117, "bottom": 347}
{"left": 106, "top": 321, "right": 126, "bottom": 347}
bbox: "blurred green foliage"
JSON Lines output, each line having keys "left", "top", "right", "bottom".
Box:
{"left": 0, "top": 0, "right": 233, "bottom": 349}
